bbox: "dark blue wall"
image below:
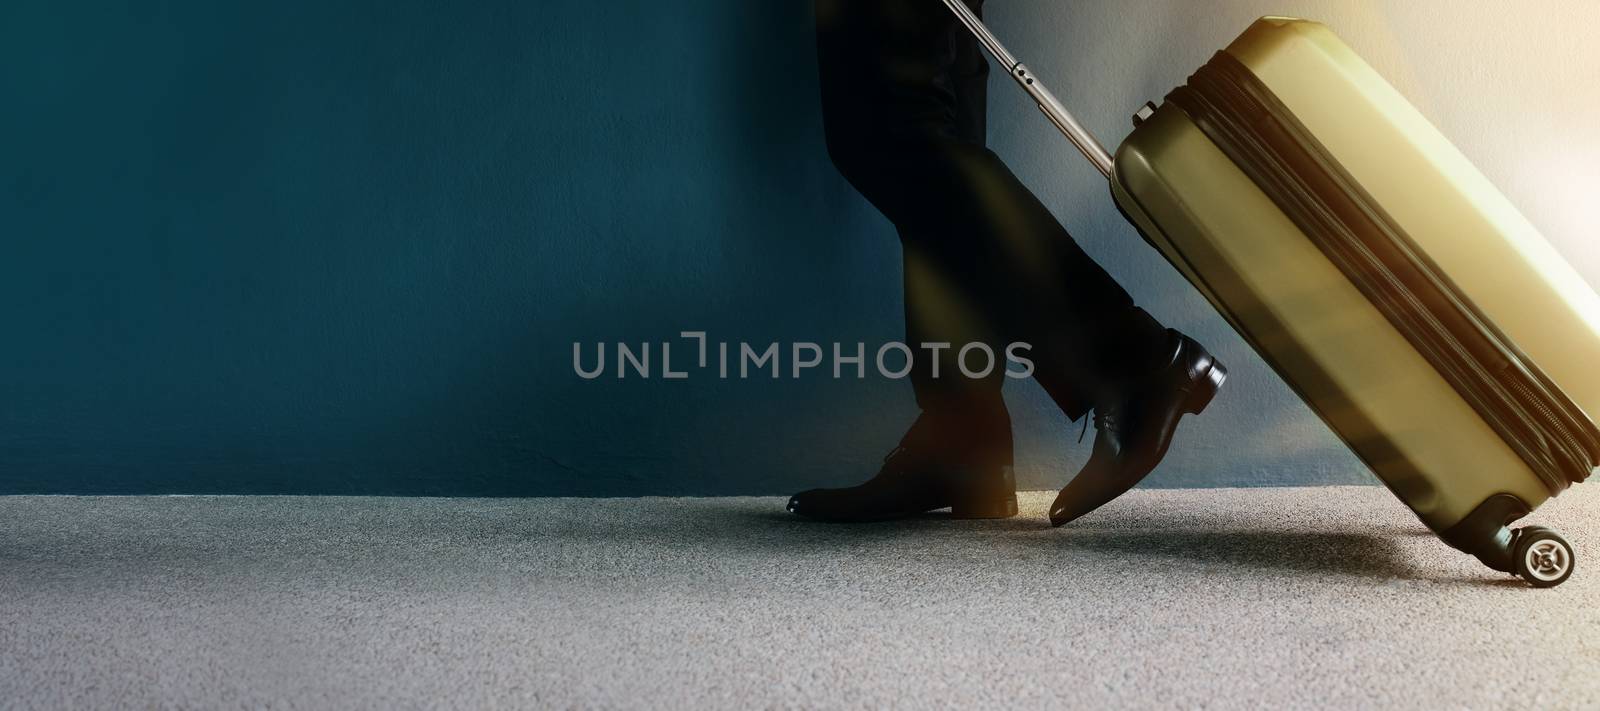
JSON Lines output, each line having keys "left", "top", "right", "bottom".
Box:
{"left": 1, "top": 0, "right": 1381, "bottom": 495}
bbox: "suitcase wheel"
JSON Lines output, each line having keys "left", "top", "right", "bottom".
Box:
{"left": 1512, "top": 526, "right": 1575, "bottom": 588}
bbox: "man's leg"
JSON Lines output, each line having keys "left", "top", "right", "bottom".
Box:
{"left": 812, "top": 0, "right": 1173, "bottom": 414}
{"left": 792, "top": 0, "right": 1225, "bottom": 524}
{"left": 789, "top": 0, "right": 1019, "bottom": 521}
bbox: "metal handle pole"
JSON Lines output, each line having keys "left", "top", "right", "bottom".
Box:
{"left": 939, "top": 0, "right": 1115, "bottom": 179}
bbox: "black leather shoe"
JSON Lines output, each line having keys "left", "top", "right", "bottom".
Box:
{"left": 1049, "top": 330, "right": 1226, "bottom": 526}
{"left": 787, "top": 411, "right": 1017, "bottom": 522}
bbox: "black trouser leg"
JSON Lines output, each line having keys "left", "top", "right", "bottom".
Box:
{"left": 814, "top": 0, "right": 1170, "bottom": 424}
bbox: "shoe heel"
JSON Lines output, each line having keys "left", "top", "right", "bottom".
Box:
{"left": 1183, "top": 360, "right": 1228, "bottom": 415}
{"left": 951, "top": 495, "right": 1018, "bottom": 520}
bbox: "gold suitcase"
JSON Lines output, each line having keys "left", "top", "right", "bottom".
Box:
{"left": 943, "top": 5, "right": 1600, "bottom": 587}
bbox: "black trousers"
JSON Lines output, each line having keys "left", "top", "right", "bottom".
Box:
{"left": 814, "top": 0, "right": 1169, "bottom": 426}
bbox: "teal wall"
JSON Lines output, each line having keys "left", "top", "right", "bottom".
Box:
{"left": 3, "top": 1, "right": 1594, "bottom": 495}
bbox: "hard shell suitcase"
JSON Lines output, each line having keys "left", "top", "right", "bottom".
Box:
{"left": 940, "top": 2, "right": 1600, "bottom": 587}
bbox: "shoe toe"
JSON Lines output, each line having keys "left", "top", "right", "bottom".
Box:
{"left": 1049, "top": 455, "right": 1152, "bottom": 527}
{"left": 1048, "top": 487, "right": 1094, "bottom": 527}
{"left": 786, "top": 490, "right": 819, "bottom": 516}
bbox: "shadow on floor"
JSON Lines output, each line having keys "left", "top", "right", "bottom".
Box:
{"left": 1012, "top": 528, "right": 1422, "bottom": 579}
{"left": 711, "top": 503, "right": 1438, "bottom": 583}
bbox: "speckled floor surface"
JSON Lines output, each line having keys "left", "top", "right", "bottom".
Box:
{"left": 1, "top": 487, "right": 1596, "bottom": 709}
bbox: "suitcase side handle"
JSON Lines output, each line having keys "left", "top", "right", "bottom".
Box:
{"left": 940, "top": 0, "right": 1115, "bottom": 179}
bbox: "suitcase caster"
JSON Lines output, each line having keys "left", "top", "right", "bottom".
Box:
{"left": 1441, "top": 495, "right": 1576, "bottom": 587}
{"left": 1512, "top": 526, "right": 1575, "bottom": 588}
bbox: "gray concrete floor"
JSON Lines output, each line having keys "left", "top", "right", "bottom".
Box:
{"left": 1, "top": 487, "right": 1597, "bottom": 709}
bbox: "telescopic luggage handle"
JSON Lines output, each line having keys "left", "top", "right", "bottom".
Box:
{"left": 940, "top": 0, "right": 1116, "bottom": 178}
